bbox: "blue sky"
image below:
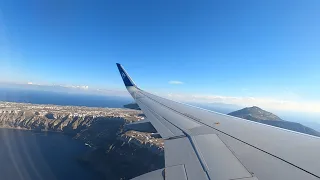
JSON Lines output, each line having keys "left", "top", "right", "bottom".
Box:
{"left": 1, "top": 0, "right": 320, "bottom": 112}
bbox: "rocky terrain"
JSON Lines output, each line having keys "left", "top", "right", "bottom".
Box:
{"left": 123, "top": 103, "right": 141, "bottom": 110}
{"left": 3, "top": 101, "right": 319, "bottom": 179}
{"left": 0, "top": 101, "right": 164, "bottom": 179}
{"left": 228, "top": 106, "right": 320, "bottom": 137}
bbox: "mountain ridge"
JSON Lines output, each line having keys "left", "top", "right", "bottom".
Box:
{"left": 228, "top": 106, "right": 320, "bottom": 137}
{"left": 228, "top": 106, "right": 283, "bottom": 121}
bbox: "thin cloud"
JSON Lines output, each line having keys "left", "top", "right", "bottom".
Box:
{"left": 169, "top": 81, "right": 184, "bottom": 85}
{"left": 24, "top": 82, "right": 90, "bottom": 90}
{"left": 164, "top": 93, "right": 320, "bottom": 113}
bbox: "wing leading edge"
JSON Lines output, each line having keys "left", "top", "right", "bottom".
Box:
{"left": 116, "top": 63, "right": 320, "bottom": 180}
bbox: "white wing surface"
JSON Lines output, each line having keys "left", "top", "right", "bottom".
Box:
{"left": 116, "top": 63, "right": 320, "bottom": 180}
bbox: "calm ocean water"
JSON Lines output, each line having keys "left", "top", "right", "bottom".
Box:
{"left": 0, "top": 129, "right": 103, "bottom": 180}
{"left": 0, "top": 87, "right": 132, "bottom": 108}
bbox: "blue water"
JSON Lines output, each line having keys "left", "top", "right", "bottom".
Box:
{"left": 0, "top": 87, "right": 132, "bottom": 108}
{"left": 0, "top": 129, "right": 102, "bottom": 180}
{"left": 0, "top": 87, "right": 131, "bottom": 180}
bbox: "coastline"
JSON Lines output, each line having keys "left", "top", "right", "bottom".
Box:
{"left": 0, "top": 101, "right": 164, "bottom": 179}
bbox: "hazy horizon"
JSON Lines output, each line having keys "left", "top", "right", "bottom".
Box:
{"left": 1, "top": 85, "right": 319, "bottom": 131}
{"left": 1, "top": 0, "right": 320, "bottom": 114}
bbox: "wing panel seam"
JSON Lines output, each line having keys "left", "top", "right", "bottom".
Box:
{"left": 135, "top": 99, "right": 176, "bottom": 136}
{"left": 139, "top": 90, "right": 320, "bottom": 179}
{"left": 138, "top": 95, "right": 213, "bottom": 180}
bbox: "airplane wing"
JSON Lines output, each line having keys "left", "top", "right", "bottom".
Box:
{"left": 116, "top": 63, "right": 320, "bottom": 180}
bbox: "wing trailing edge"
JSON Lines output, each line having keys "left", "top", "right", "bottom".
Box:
{"left": 115, "top": 63, "right": 320, "bottom": 180}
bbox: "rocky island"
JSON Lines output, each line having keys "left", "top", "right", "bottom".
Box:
{"left": 0, "top": 101, "right": 164, "bottom": 179}
{"left": 1, "top": 101, "right": 319, "bottom": 180}
{"left": 228, "top": 106, "right": 320, "bottom": 137}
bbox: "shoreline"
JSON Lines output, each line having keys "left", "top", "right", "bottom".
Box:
{"left": 0, "top": 101, "right": 164, "bottom": 179}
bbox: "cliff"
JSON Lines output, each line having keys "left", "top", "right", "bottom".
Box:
{"left": 0, "top": 101, "right": 164, "bottom": 179}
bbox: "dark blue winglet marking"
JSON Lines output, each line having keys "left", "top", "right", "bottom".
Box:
{"left": 116, "top": 63, "right": 136, "bottom": 87}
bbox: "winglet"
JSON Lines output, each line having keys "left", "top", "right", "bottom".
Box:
{"left": 116, "top": 63, "right": 136, "bottom": 87}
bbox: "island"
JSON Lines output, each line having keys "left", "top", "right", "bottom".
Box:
{"left": 0, "top": 101, "right": 164, "bottom": 179}
{"left": 228, "top": 106, "right": 320, "bottom": 137}
{"left": 1, "top": 101, "right": 319, "bottom": 179}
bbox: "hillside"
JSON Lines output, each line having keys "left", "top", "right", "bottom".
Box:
{"left": 0, "top": 101, "right": 163, "bottom": 179}
{"left": 228, "top": 106, "right": 283, "bottom": 121}
{"left": 228, "top": 106, "right": 320, "bottom": 137}
{"left": 124, "top": 103, "right": 141, "bottom": 110}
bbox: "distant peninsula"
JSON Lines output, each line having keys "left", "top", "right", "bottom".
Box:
{"left": 228, "top": 106, "right": 320, "bottom": 137}
{"left": 125, "top": 103, "right": 320, "bottom": 137}
{"left": 124, "top": 103, "right": 141, "bottom": 110}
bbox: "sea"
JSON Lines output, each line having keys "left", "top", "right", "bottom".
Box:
{"left": 0, "top": 129, "right": 102, "bottom": 180}
{"left": 0, "top": 87, "right": 133, "bottom": 180}
{"left": 0, "top": 87, "right": 132, "bottom": 108}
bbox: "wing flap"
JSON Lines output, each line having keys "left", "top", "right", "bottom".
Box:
{"left": 164, "top": 137, "right": 209, "bottom": 180}
{"left": 117, "top": 63, "right": 320, "bottom": 180}
{"left": 165, "top": 165, "right": 188, "bottom": 180}
{"left": 131, "top": 168, "right": 164, "bottom": 180}
{"left": 138, "top": 88, "right": 320, "bottom": 178}
{"left": 193, "top": 134, "right": 253, "bottom": 180}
